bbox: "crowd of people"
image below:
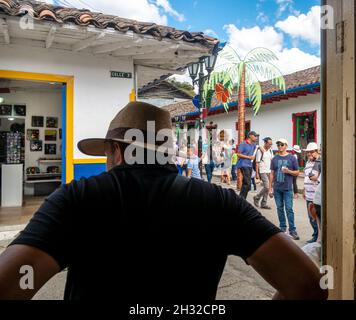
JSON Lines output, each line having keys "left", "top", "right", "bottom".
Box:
{"left": 176, "top": 131, "right": 322, "bottom": 245}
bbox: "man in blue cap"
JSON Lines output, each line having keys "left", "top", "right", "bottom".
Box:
{"left": 236, "top": 131, "right": 258, "bottom": 199}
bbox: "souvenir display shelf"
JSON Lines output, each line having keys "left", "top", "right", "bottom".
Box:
{"left": 25, "top": 158, "right": 62, "bottom": 184}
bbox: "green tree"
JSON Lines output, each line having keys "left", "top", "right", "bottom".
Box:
{"left": 203, "top": 46, "right": 286, "bottom": 144}
{"left": 168, "top": 79, "right": 195, "bottom": 97}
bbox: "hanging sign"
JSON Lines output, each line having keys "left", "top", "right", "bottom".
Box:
{"left": 110, "top": 71, "right": 132, "bottom": 79}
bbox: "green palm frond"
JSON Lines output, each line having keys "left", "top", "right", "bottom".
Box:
{"left": 244, "top": 47, "right": 279, "bottom": 63}
{"left": 203, "top": 45, "right": 285, "bottom": 117}
{"left": 205, "top": 89, "right": 215, "bottom": 109}
{"left": 248, "top": 81, "right": 262, "bottom": 115}
{"left": 246, "top": 61, "right": 286, "bottom": 93}
{"left": 224, "top": 61, "right": 245, "bottom": 94}
{"left": 244, "top": 68, "right": 262, "bottom": 115}
{"left": 220, "top": 45, "right": 243, "bottom": 63}
{"left": 223, "top": 102, "right": 230, "bottom": 113}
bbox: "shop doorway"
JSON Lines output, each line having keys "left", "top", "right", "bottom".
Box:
{"left": 0, "top": 77, "right": 65, "bottom": 222}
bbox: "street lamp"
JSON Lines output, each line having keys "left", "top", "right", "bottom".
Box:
{"left": 204, "top": 54, "right": 218, "bottom": 74}
{"left": 188, "top": 53, "right": 218, "bottom": 176}
{"left": 188, "top": 63, "right": 199, "bottom": 83}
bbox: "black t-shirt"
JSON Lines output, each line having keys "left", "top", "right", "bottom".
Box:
{"left": 10, "top": 164, "right": 280, "bottom": 301}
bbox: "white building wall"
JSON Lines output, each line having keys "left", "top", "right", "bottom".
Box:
{"left": 208, "top": 94, "right": 321, "bottom": 150}
{"left": 0, "top": 44, "right": 134, "bottom": 159}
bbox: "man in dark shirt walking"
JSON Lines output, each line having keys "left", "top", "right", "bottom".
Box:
{"left": 0, "top": 102, "right": 326, "bottom": 300}
{"left": 269, "top": 138, "right": 301, "bottom": 241}
{"left": 236, "top": 131, "right": 258, "bottom": 199}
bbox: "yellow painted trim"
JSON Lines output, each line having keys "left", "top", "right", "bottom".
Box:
{"left": 0, "top": 70, "right": 75, "bottom": 183}
{"left": 73, "top": 158, "right": 106, "bottom": 164}
{"left": 129, "top": 89, "right": 136, "bottom": 102}
{"left": 65, "top": 77, "right": 74, "bottom": 183}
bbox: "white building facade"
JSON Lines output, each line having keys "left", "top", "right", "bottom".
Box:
{"left": 168, "top": 66, "right": 321, "bottom": 159}
{"left": 0, "top": 0, "right": 218, "bottom": 184}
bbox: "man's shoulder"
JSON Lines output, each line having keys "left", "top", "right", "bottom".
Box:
{"left": 176, "top": 175, "right": 237, "bottom": 203}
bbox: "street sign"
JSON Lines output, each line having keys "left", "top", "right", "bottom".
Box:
{"left": 110, "top": 71, "right": 132, "bottom": 79}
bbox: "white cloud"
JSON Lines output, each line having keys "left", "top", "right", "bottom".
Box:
{"left": 224, "top": 24, "right": 284, "bottom": 57}
{"left": 276, "top": 0, "right": 299, "bottom": 17}
{"left": 276, "top": 6, "right": 321, "bottom": 45}
{"left": 273, "top": 48, "right": 320, "bottom": 75}
{"left": 46, "top": 0, "right": 184, "bottom": 25}
{"left": 256, "top": 12, "right": 269, "bottom": 24}
{"left": 155, "top": 0, "right": 185, "bottom": 22}
{"left": 203, "top": 29, "right": 218, "bottom": 38}
{"left": 221, "top": 23, "right": 320, "bottom": 76}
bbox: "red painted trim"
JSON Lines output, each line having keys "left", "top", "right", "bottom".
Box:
{"left": 313, "top": 110, "right": 317, "bottom": 144}
{"left": 292, "top": 114, "right": 296, "bottom": 146}
{"left": 292, "top": 110, "right": 318, "bottom": 146}
{"left": 185, "top": 87, "right": 321, "bottom": 121}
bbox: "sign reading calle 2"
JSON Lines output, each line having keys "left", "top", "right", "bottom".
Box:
{"left": 110, "top": 71, "right": 133, "bottom": 79}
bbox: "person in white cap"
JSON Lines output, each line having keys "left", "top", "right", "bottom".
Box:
{"left": 269, "top": 138, "right": 301, "bottom": 240}
{"left": 303, "top": 142, "right": 321, "bottom": 243}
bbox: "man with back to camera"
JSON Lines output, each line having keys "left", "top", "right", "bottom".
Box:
{"left": 0, "top": 102, "right": 326, "bottom": 300}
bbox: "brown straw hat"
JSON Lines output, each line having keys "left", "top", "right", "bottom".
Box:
{"left": 78, "top": 101, "right": 174, "bottom": 157}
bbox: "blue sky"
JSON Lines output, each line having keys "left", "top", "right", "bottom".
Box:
{"left": 168, "top": 0, "right": 321, "bottom": 57}
{"left": 48, "top": 0, "right": 321, "bottom": 77}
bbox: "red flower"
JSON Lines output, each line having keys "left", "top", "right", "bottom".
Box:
{"left": 215, "top": 83, "right": 230, "bottom": 103}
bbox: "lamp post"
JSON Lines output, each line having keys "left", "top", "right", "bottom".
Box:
{"left": 188, "top": 53, "right": 218, "bottom": 175}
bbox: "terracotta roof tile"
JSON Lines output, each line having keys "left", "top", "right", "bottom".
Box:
{"left": 162, "top": 100, "right": 196, "bottom": 118}
{"left": 0, "top": 0, "right": 219, "bottom": 48}
{"left": 164, "top": 65, "right": 321, "bottom": 117}
{"left": 260, "top": 65, "right": 320, "bottom": 95}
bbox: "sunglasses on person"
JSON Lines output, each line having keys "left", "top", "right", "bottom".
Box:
{"left": 277, "top": 143, "right": 285, "bottom": 147}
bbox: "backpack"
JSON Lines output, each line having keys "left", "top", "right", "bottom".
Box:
{"left": 252, "top": 146, "right": 271, "bottom": 173}
{"left": 252, "top": 146, "right": 260, "bottom": 172}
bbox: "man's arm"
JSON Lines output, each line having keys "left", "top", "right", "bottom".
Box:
{"left": 284, "top": 168, "right": 300, "bottom": 177}
{"left": 284, "top": 156, "right": 300, "bottom": 177}
{"left": 0, "top": 245, "right": 60, "bottom": 299}
{"left": 269, "top": 170, "right": 274, "bottom": 194}
{"left": 255, "top": 163, "right": 260, "bottom": 179}
{"left": 247, "top": 233, "right": 328, "bottom": 300}
{"left": 237, "top": 153, "right": 254, "bottom": 160}
{"left": 0, "top": 183, "right": 77, "bottom": 299}
{"left": 187, "top": 169, "right": 192, "bottom": 177}
{"left": 237, "top": 144, "right": 254, "bottom": 160}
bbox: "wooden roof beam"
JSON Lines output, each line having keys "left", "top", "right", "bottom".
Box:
{"left": 72, "top": 32, "right": 105, "bottom": 52}
{"left": 45, "top": 25, "right": 57, "bottom": 49}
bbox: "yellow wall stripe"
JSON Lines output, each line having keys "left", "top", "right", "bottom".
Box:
{"left": 73, "top": 158, "right": 107, "bottom": 164}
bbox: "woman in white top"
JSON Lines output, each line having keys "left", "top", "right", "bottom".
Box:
{"left": 303, "top": 142, "right": 320, "bottom": 243}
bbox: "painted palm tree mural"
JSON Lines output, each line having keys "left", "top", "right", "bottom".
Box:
{"left": 203, "top": 46, "right": 286, "bottom": 144}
